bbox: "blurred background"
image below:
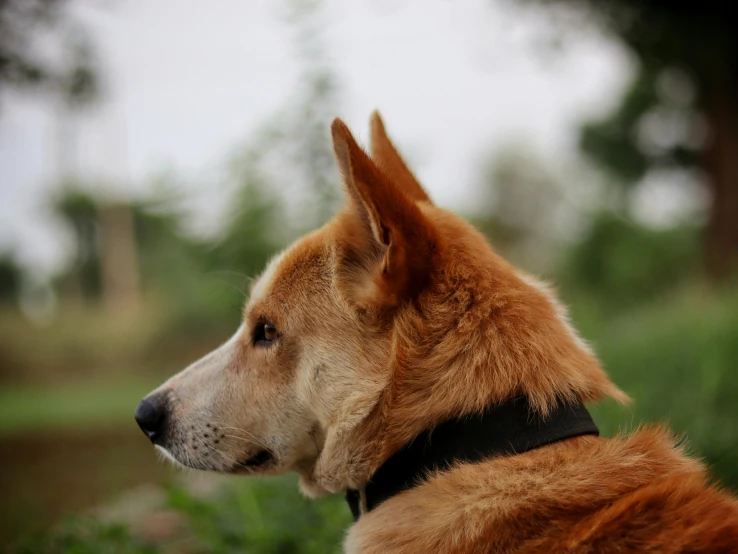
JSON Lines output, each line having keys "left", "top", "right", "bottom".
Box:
{"left": 1, "top": 0, "right": 736, "bottom": 552}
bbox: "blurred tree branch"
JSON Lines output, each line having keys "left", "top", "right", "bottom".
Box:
{"left": 515, "top": 0, "right": 738, "bottom": 280}
{"left": 0, "top": 0, "right": 100, "bottom": 107}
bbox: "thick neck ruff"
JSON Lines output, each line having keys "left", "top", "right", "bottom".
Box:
{"left": 346, "top": 396, "right": 599, "bottom": 520}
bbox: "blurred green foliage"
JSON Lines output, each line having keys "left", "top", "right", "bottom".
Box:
{"left": 166, "top": 476, "right": 349, "bottom": 554}
{"left": 0, "top": 254, "right": 22, "bottom": 304}
{"left": 9, "top": 519, "right": 157, "bottom": 554}
{"left": 581, "top": 285, "right": 738, "bottom": 489}
{"left": 560, "top": 213, "right": 701, "bottom": 309}
{"left": 54, "top": 190, "right": 102, "bottom": 302}
{"left": 8, "top": 477, "right": 350, "bottom": 554}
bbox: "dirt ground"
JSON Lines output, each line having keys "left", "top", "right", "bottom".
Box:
{"left": 0, "top": 426, "right": 170, "bottom": 545}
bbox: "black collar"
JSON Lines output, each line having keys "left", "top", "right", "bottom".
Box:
{"left": 346, "top": 396, "right": 598, "bottom": 520}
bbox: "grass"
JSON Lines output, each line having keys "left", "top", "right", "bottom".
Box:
{"left": 0, "top": 375, "right": 166, "bottom": 435}
{"left": 8, "top": 518, "right": 159, "bottom": 554}
{"left": 576, "top": 284, "right": 738, "bottom": 490}
{"left": 7, "top": 475, "right": 352, "bottom": 554}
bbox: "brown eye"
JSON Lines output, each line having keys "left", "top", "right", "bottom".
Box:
{"left": 264, "top": 323, "right": 278, "bottom": 341}
{"left": 254, "top": 321, "right": 278, "bottom": 346}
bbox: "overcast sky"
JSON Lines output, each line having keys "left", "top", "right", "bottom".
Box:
{"left": 0, "top": 0, "right": 631, "bottom": 275}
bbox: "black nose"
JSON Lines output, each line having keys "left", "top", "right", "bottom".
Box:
{"left": 134, "top": 396, "right": 168, "bottom": 444}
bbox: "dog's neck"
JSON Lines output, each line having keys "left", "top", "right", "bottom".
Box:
{"left": 344, "top": 396, "right": 598, "bottom": 520}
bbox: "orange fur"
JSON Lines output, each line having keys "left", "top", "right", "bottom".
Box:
{"left": 346, "top": 429, "right": 738, "bottom": 553}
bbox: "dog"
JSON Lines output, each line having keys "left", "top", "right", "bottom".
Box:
{"left": 136, "top": 112, "right": 738, "bottom": 552}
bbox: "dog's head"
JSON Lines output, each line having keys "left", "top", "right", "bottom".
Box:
{"left": 136, "top": 113, "right": 626, "bottom": 495}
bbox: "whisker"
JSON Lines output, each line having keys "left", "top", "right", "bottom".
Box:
{"left": 220, "top": 433, "right": 271, "bottom": 450}
{"left": 208, "top": 423, "right": 272, "bottom": 450}
{"left": 198, "top": 437, "right": 254, "bottom": 470}
{"left": 192, "top": 435, "right": 233, "bottom": 472}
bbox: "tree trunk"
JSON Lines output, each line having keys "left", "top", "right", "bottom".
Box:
{"left": 99, "top": 204, "right": 140, "bottom": 315}
{"left": 701, "top": 69, "right": 738, "bottom": 281}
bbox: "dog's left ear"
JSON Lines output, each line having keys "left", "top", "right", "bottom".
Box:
{"left": 331, "top": 118, "right": 439, "bottom": 305}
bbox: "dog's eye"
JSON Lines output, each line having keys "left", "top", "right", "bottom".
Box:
{"left": 254, "top": 321, "right": 278, "bottom": 346}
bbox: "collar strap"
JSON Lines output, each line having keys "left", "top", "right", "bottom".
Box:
{"left": 346, "top": 396, "right": 598, "bottom": 520}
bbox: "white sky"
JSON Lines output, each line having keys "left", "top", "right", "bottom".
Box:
{"left": 0, "top": 0, "right": 632, "bottom": 275}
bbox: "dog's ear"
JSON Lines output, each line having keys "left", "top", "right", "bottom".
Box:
{"left": 331, "top": 118, "right": 438, "bottom": 305}
{"left": 369, "top": 111, "right": 432, "bottom": 204}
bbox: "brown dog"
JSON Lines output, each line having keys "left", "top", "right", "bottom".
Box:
{"left": 136, "top": 112, "right": 738, "bottom": 552}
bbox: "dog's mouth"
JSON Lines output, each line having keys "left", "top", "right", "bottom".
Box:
{"left": 237, "top": 449, "right": 275, "bottom": 470}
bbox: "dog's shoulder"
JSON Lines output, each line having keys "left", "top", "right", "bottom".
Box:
{"left": 345, "top": 427, "right": 738, "bottom": 553}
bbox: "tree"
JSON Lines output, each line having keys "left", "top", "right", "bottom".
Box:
{"left": 211, "top": 152, "right": 285, "bottom": 289}
{"left": 53, "top": 189, "right": 101, "bottom": 303}
{"left": 0, "top": 253, "right": 22, "bottom": 304}
{"left": 473, "top": 145, "right": 597, "bottom": 272}
{"left": 243, "top": 0, "right": 342, "bottom": 231}
{"left": 518, "top": 0, "right": 738, "bottom": 279}
{"left": 282, "top": 0, "right": 342, "bottom": 226}
{"left": 0, "top": 0, "right": 100, "bottom": 106}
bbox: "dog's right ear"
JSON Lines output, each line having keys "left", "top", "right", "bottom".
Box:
{"left": 369, "top": 111, "right": 432, "bottom": 204}
{"left": 331, "top": 118, "right": 438, "bottom": 307}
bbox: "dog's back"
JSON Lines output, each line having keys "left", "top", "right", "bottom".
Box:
{"left": 347, "top": 429, "right": 738, "bottom": 553}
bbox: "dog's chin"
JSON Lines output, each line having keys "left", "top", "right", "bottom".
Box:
{"left": 155, "top": 445, "right": 192, "bottom": 470}
{"left": 156, "top": 445, "right": 279, "bottom": 475}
